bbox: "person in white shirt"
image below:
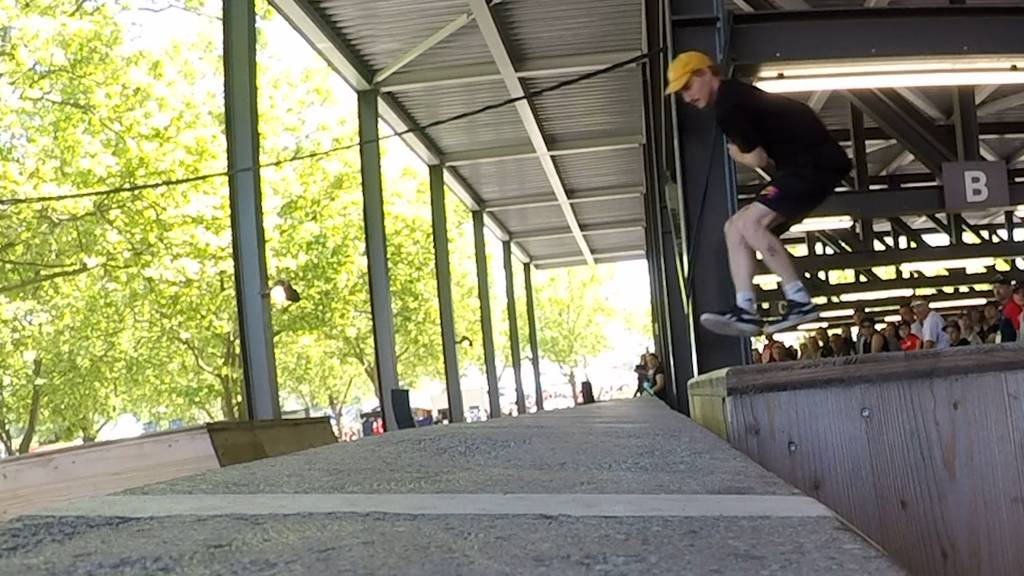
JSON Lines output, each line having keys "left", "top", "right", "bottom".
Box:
{"left": 911, "top": 299, "right": 950, "bottom": 349}
{"left": 899, "top": 304, "right": 923, "bottom": 339}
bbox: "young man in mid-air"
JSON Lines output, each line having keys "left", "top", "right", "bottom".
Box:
{"left": 664, "top": 51, "right": 852, "bottom": 337}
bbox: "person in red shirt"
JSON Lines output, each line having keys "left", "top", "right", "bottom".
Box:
{"left": 898, "top": 322, "right": 922, "bottom": 351}
{"left": 994, "top": 275, "right": 1021, "bottom": 341}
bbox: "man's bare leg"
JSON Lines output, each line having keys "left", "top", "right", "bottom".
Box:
{"left": 724, "top": 206, "right": 758, "bottom": 313}
{"left": 698, "top": 206, "right": 765, "bottom": 337}
{"left": 738, "top": 203, "right": 817, "bottom": 333}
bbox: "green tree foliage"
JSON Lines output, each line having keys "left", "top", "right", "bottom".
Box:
{"left": 0, "top": 0, "right": 648, "bottom": 455}
{"left": 533, "top": 266, "right": 617, "bottom": 401}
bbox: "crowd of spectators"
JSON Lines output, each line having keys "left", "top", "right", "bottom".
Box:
{"left": 754, "top": 275, "right": 1024, "bottom": 363}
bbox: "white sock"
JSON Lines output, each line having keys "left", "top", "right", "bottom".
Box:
{"left": 736, "top": 291, "right": 756, "bottom": 313}
{"left": 783, "top": 281, "right": 811, "bottom": 304}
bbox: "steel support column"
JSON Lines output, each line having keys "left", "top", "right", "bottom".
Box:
{"left": 951, "top": 86, "right": 982, "bottom": 245}
{"left": 728, "top": 7, "right": 1024, "bottom": 64}
{"left": 503, "top": 242, "right": 526, "bottom": 415}
{"left": 845, "top": 89, "right": 954, "bottom": 176}
{"left": 645, "top": 0, "right": 692, "bottom": 410}
{"left": 473, "top": 211, "right": 502, "bottom": 419}
{"left": 358, "top": 91, "right": 399, "bottom": 432}
{"left": 223, "top": 0, "right": 279, "bottom": 420}
{"left": 671, "top": 0, "right": 749, "bottom": 374}
{"left": 523, "top": 265, "right": 543, "bottom": 412}
{"left": 850, "top": 104, "right": 873, "bottom": 249}
{"left": 429, "top": 165, "right": 464, "bottom": 423}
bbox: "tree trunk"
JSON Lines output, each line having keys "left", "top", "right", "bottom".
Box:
{"left": 363, "top": 363, "right": 380, "bottom": 402}
{"left": 18, "top": 359, "right": 44, "bottom": 454}
{"left": 220, "top": 332, "right": 241, "bottom": 421}
{"left": 328, "top": 377, "right": 356, "bottom": 437}
{"left": 219, "top": 375, "right": 237, "bottom": 421}
{"left": 568, "top": 369, "right": 578, "bottom": 406}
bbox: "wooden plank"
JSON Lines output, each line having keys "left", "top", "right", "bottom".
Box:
{"left": 792, "top": 385, "right": 885, "bottom": 546}
{"left": 739, "top": 392, "right": 803, "bottom": 488}
{"left": 1005, "top": 371, "right": 1024, "bottom": 532}
{"left": 690, "top": 395, "right": 729, "bottom": 440}
{"left": 946, "top": 373, "right": 1024, "bottom": 576}
{"left": 727, "top": 393, "right": 767, "bottom": 463}
{"left": 863, "top": 379, "right": 956, "bottom": 575}
{"left": 0, "top": 428, "right": 218, "bottom": 520}
{"left": 712, "top": 344, "right": 1024, "bottom": 395}
{"left": 861, "top": 374, "right": 1024, "bottom": 576}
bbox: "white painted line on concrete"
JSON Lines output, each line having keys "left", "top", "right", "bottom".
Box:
{"left": 33, "top": 494, "right": 833, "bottom": 519}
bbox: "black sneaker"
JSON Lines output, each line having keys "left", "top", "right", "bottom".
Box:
{"left": 700, "top": 307, "right": 763, "bottom": 337}
{"left": 764, "top": 300, "right": 820, "bottom": 335}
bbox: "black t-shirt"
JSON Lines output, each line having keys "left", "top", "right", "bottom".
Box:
{"left": 715, "top": 80, "right": 851, "bottom": 175}
{"left": 651, "top": 366, "right": 667, "bottom": 401}
{"left": 861, "top": 334, "right": 890, "bottom": 354}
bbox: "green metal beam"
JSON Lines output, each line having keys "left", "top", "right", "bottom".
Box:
{"left": 430, "top": 165, "right": 464, "bottom": 423}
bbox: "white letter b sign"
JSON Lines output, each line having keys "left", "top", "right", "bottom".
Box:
{"left": 964, "top": 170, "right": 989, "bottom": 203}
{"left": 942, "top": 161, "right": 1009, "bottom": 212}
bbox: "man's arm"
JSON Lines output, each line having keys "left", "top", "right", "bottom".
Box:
{"left": 728, "top": 143, "right": 772, "bottom": 169}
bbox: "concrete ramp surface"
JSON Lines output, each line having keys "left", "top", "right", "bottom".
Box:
{"left": 0, "top": 400, "right": 902, "bottom": 575}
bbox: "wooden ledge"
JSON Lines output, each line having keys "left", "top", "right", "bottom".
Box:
{"left": 0, "top": 417, "right": 335, "bottom": 520}
{"left": 690, "top": 342, "right": 1024, "bottom": 397}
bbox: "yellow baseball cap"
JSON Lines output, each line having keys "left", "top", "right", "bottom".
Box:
{"left": 664, "top": 51, "right": 714, "bottom": 95}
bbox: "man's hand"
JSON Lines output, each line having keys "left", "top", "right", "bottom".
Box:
{"left": 728, "top": 144, "right": 771, "bottom": 169}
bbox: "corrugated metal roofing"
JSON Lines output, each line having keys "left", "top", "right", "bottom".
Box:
{"left": 494, "top": 0, "right": 642, "bottom": 62}
{"left": 498, "top": 204, "right": 574, "bottom": 234}
{"left": 318, "top": 0, "right": 473, "bottom": 71}
{"left": 303, "top": 0, "right": 649, "bottom": 265}
{"left": 393, "top": 81, "right": 530, "bottom": 154}
{"left": 555, "top": 147, "right": 643, "bottom": 192}
{"left": 585, "top": 229, "right": 647, "bottom": 253}
{"left": 517, "top": 237, "right": 581, "bottom": 259}
{"left": 574, "top": 197, "right": 645, "bottom": 226}
{"left": 454, "top": 157, "right": 552, "bottom": 203}
{"left": 528, "top": 68, "right": 644, "bottom": 145}
{"left": 295, "top": 0, "right": 1024, "bottom": 269}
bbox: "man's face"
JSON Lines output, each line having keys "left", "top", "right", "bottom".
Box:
{"left": 853, "top": 310, "right": 866, "bottom": 324}
{"left": 994, "top": 283, "right": 1012, "bottom": 302}
{"left": 679, "top": 69, "right": 716, "bottom": 109}
{"left": 899, "top": 306, "right": 914, "bottom": 322}
{"left": 913, "top": 304, "right": 928, "bottom": 321}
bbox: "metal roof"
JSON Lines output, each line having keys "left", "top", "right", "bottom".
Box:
{"left": 272, "top": 0, "right": 649, "bottom": 269}
{"left": 274, "top": 0, "right": 1024, "bottom": 268}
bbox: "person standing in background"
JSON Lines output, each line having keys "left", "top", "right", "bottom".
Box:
{"left": 858, "top": 318, "right": 890, "bottom": 354}
{"left": 899, "top": 304, "right": 922, "bottom": 339}
{"left": 957, "top": 312, "right": 984, "bottom": 346}
{"left": 898, "top": 322, "right": 922, "bottom": 351}
{"left": 993, "top": 275, "right": 1020, "bottom": 343}
{"left": 912, "top": 299, "right": 950, "bottom": 349}
{"left": 883, "top": 323, "right": 901, "bottom": 352}
{"left": 815, "top": 327, "right": 834, "bottom": 358}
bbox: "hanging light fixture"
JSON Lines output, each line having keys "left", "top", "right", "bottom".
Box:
{"left": 754, "top": 56, "right": 1024, "bottom": 93}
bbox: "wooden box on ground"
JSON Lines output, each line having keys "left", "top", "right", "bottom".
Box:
{"left": 688, "top": 344, "right": 1024, "bottom": 576}
{"left": 0, "top": 417, "right": 335, "bottom": 520}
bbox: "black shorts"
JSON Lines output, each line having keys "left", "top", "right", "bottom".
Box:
{"left": 755, "top": 169, "right": 844, "bottom": 235}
